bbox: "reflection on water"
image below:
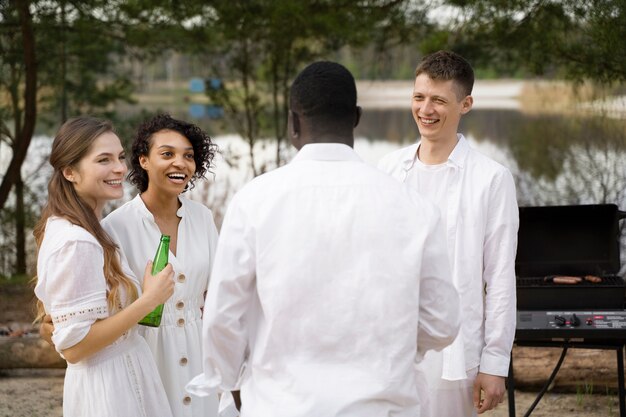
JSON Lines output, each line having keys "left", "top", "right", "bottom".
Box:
{"left": 9, "top": 107, "right": 626, "bottom": 220}
{"left": 355, "top": 108, "right": 626, "bottom": 208}
{"left": 352, "top": 107, "right": 626, "bottom": 275}
{"left": 2, "top": 105, "right": 625, "bottom": 274}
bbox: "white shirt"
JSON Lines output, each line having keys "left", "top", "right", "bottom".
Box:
{"left": 378, "top": 134, "right": 519, "bottom": 379}
{"left": 35, "top": 217, "right": 172, "bottom": 417}
{"left": 187, "top": 143, "right": 460, "bottom": 417}
{"left": 102, "top": 195, "right": 221, "bottom": 417}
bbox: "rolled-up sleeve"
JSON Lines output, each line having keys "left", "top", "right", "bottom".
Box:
{"left": 46, "top": 241, "right": 109, "bottom": 353}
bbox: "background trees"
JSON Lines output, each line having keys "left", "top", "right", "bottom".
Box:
{"left": 0, "top": 0, "right": 136, "bottom": 274}
{"left": 435, "top": 0, "right": 626, "bottom": 83}
{"left": 0, "top": 0, "right": 624, "bottom": 277}
{"left": 146, "top": 0, "right": 425, "bottom": 176}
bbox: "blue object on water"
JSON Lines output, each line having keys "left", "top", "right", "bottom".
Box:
{"left": 188, "top": 104, "right": 206, "bottom": 118}
{"left": 208, "top": 78, "right": 222, "bottom": 91}
{"left": 206, "top": 105, "right": 224, "bottom": 119}
{"left": 188, "top": 104, "right": 224, "bottom": 119}
{"left": 189, "top": 78, "right": 205, "bottom": 93}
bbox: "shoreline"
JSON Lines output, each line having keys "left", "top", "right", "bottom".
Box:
{"left": 356, "top": 79, "right": 626, "bottom": 118}
{"left": 357, "top": 79, "right": 525, "bottom": 110}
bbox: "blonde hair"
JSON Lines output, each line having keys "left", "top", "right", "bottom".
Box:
{"left": 33, "top": 117, "right": 137, "bottom": 321}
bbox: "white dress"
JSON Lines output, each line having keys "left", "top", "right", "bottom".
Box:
{"left": 103, "top": 194, "right": 221, "bottom": 417}
{"left": 34, "top": 216, "right": 173, "bottom": 417}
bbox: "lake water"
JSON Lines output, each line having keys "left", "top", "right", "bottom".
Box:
{"left": 177, "top": 107, "right": 626, "bottom": 212}
{"left": 12, "top": 101, "right": 625, "bottom": 219}
{"left": 2, "top": 84, "right": 625, "bottom": 274}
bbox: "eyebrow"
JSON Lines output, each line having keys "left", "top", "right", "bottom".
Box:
{"left": 157, "top": 145, "right": 194, "bottom": 151}
{"left": 412, "top": 92, "right": 448, "bottom": 100}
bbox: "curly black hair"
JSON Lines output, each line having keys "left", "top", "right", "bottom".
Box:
{"left": 128, "top": 114, "right": 219, "bottom": 193}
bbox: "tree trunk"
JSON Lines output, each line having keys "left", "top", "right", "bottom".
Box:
{"left": 14, "top": 173, "right": 26, "bottom": 275}
{"left": 0, "top": 0, "right": 37, "bottom": 210}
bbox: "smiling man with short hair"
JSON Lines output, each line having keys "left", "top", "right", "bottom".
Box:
{"left": 379, "top": 50, "right": 519, "bottom": 417}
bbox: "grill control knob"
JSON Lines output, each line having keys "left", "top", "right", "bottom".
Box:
{"left": 555, "top": 315, "right": 567, "bottom": 327}
{"left": 570, "top": 314, "right": 581, "bottom": 327}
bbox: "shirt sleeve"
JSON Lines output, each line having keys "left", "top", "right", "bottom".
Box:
{"left": 480, "top": 169, "right": 519, "bottom": 376}
{"left": 416, "top": 204, "right": 460, "bottom": 359}
{"left": 187, "top": 193, "right": 255, "bottom": 397}
{"left": 45, "top": 240, "right": 109, "bottom": 354}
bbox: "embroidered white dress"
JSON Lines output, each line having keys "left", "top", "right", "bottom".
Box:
{"left": 102, "top": 195, "right": 221, "bottom": 417}
{"left": 34, "top": 216, "right": 173, "bottom": 417}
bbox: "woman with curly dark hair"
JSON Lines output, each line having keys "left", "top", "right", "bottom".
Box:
{"left": 102, "top": 114, "right": 223, "bottom": 417}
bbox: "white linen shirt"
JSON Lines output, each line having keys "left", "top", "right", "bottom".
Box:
{"left": 187, "top": 143, "right": 460, "bottom": 417}
{"left": 102, "top": 195, "right": 220, "bottom": 417}
{"left": 378, "top": 134, "right": 519, "bottom": 379}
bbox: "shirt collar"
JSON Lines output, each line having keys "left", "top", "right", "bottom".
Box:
{"left": 447, "top": 134, "right": 470, "bottom": 168}
{"left": 291, "top": 143, "right": 362, "bottom": 163}
{"left": 132, "top": 193, "right": 186, "bottom": 220}
{"left": 405, "top": 133, "right": 470, "bottom": 170}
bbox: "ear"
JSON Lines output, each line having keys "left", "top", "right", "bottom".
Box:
{"left": 62, "top": 166, "right": 75, "bottom": 183}
{"left": 139, "top": 154, "right": 149, "bottom": 170}
{"left": 354, "top": 106, "right": 362, "bottom": 128}
{"left": 289, "top": 110, "right": 300, "bottom": 138}
{"left": 460, "top": 95, "right": 473, "bottom": 115}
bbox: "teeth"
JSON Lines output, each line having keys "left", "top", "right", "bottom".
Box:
{"left": 105, "top": 180, "right": 122, "bottom": 185}
{"left": 168, "top": 173, "right": 185, "bottom": 179}
{"left": 421, "top": 118, "right": 437, "bottom": 125}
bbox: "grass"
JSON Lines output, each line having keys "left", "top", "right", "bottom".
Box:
{"left": 576, "top": 381, "right": 594, "bottom": 406}
{"left": 0, "top": 274, "right": 32, "bottom": 287}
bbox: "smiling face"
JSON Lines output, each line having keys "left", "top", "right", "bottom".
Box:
{"left": 139, "top": 129, "right": 196, "bottom": 197}
{"left": 411, "top": 73, "right": 473, "bottom": 146}
{"left": 63, "top": 131, "right": 127, "bottom": 217}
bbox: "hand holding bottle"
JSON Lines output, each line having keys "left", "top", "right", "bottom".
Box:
{"left": 141, "top": 261, "right": 175, "bottom": 310}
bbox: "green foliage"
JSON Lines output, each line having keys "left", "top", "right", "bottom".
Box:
{"left": 440, "top": 0, "right": 626, "bottom": 83}
{"left": 0, "top": 273, "right": 30, "bottom": 286}
{"left": 138, "top": 0, "right": 424, "bottom": 174}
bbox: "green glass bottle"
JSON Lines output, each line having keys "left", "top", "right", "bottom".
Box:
{"left": 139, "top": 234, "right": 170, "bottom": 327}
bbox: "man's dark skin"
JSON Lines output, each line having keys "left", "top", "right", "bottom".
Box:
{"left": 287, "top": 107, "right": 362, "bottom": 150}
{"left": 230, "top": 86, "right": 362, "bottom": 413}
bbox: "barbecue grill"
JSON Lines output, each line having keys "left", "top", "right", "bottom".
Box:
{"left": 509, "top": 204, "right": 626, "bottom": 417}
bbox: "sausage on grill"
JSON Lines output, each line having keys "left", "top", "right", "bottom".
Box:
{"left": 584, "top": 275, "right": 602, "bottom": 283}
{"left": 546, "top": 275, "right": 582, "bottom": 284}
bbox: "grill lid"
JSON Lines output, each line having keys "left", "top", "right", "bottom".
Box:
{"left": 516, "top": 204, "right": 625, "bottom": 277}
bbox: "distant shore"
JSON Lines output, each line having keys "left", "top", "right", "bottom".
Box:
{"left": 357, "top": 79, "right": 525, "bottom": 110}
{"left": 356, "top": 79, "right": 626, "bottom": 118}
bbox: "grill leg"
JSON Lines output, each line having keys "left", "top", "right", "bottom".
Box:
{"left": 618, "top": 345, "right": 626, "bottom": 417}
{"left": 508, "top": 353, "right": 516, "bottom": 417}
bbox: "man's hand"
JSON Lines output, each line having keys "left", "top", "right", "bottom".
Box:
{"left": 473, "top": 372, "right": 505, "bottom": 414}
{"left": 39, "top": 314, "right": 54, "bottom": 347}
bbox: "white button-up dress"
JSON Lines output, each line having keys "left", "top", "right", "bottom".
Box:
{"left": 187, "top": 143, "right": 460, "bottom": 417}
{"left": 35, "top": 217, "right": 173, "bottom": 417}
{"left": 103, "top": 195, "right": 220, "bottom": 417}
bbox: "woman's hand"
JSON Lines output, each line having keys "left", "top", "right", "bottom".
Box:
{"left": 141, "top": 262, "right": 175, "bottom": 309}
{"left": 39, "top": 314, "right": 55, "bottom": 346}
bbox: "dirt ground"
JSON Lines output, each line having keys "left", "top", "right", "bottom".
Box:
{"left": 1, "top": 284, "right": 623, "bottom": 417}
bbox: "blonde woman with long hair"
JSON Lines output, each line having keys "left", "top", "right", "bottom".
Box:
{"left": 34, "top": 117, "right": 175, "bottom": 417}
